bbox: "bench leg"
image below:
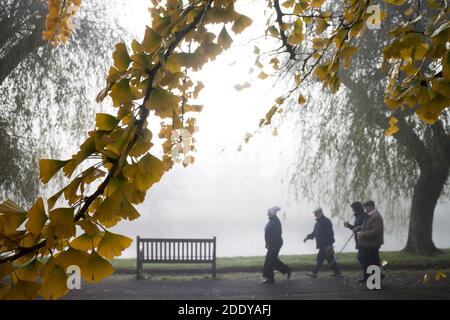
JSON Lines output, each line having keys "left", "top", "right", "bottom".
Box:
{"left": 212, "top": 262, "right": 216, "bottom": 280}
{"left": 136, "top": 261, "right": 143, "bottom": 280}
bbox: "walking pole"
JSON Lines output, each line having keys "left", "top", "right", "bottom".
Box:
{"left": 336, "top": 233, "right": 354, "bottom": 259}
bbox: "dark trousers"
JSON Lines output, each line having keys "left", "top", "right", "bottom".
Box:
{"left": 357, "top": 249, "right": 363, "bottom": 266}
{"left": 360, "top": 247, "right": 380, "bottom": 279}
{"left": 312, "top": 247, "right": 340, "bottom": 274}
{"left": 263, "top": 246, "right": 291, "bottom": 280}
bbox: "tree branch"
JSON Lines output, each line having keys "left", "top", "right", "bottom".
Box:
{"left": 273, "top": 0, "right": 296, "bottom": 60}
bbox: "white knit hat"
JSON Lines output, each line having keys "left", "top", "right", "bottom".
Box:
{"left": 268, "top": 206, "right": 281, "bottom": 216}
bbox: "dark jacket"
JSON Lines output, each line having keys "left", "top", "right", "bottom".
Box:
{"left": 306, "top": 215, "right": 335, "bottom": 249}
{"left": 348, "top": 212, "right": 366, "bottom": 249}
{"left": 355, "top": 210, "right": 384, "bottom": 249}
{"left": 265, "top": 215, "right": 283, "bottom": 248}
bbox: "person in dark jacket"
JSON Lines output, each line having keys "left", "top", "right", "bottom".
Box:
{"left": 344, "top": 201, "right": 366, "bottom": 268}
{"left": 262, "top": 206, "right": 292, "bottom": 284}
{"left": 304, "top": 207, "right": 341, "bottom": 278}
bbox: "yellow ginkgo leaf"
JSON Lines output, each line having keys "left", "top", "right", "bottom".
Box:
{"left": 314, "top": 64, "right": 329, "bottom": 81}
{"left": 231, "top": 14, "right": 252, "bottom": 34}
{"left": 70, "top": 232, "right": 103, "bottom": 251}
{"left": 110, "top": 79, "right": 135, "bottom": 107}
{"left": 264, "top": 105, "right": 278, "bottom": 125}
{"left": 12, "top": 259, "right": 42, "bottom": 283}
{"left": 298, "top": 94, "right": 306, "bottom": 105}
{"left": 97, "top": 231, "right": 133, "bottom": 259}
{"left": 268, "top": 25, "right": 280, "bottom": 37}
{"left": 141, "top": 27, "right": 161, "bottom": 53}
{"left": 47, "top": 188, "right": 65, "bottom": 211}
{"left": 26, "top": 197, "right": 47, "bottom": 235}
{"left": 275, "top": 96, "right": 285, "bottom": 105}
{"left": 54, "top": 247, "right": 89, "bottom": 270}
{"left": 39, "top": 265, "right": 68, "bottom": 300}
{"left": 431, "top": 79, "right": 450, "bottom": 98}
{"left": 282, "top": 0, "right": 295, "bottom": 8}
{"left": 0, "top": 200, "right": 27, "bottom": 236}
{"left": 118, "top": 197, "right": 141, "bottom": 221}
{"left": 96, "top": 113, "right": 119, "bottom": 131}
{"left": 316, "top": 18, "right": 329, "bottom": 35}
{"left": 113, "top": 42, "right": 131, "bottom": 72}
{"left": 39, "top": 159, "right": 70, "bottom": 183}
{"left": 76, "top": 219, "right": 100, "bottom": 236}
{"left": 146, "top": 87, "right": 181, "bottom": 119}
{"left": 93, "top": 197, "right": 119, "bottom": 225}
{"left": 49, "top": 208, "right": 76, "bottom": 239}
{"left": 311, "top": 0, "right": 325, "bottom": 8}
{"left": 341, "top": 46, "right": 359, "bottom": 69}
{"left": 258, "top": 71, "right": 269, "bottom": 80}
{"left": 138, "top": 153, "right": 166, "bottom": 184}
{"left": 1, "top": 280, "right": 41, "bottom": 300}
{"left": 82, "top": 251, "right": 114, "bottom": 283}
{"left": 218, "top": 25, "right": 233, "bottom": 49}
{"left": 135, "top": 172, "right": 159, "bottom": 192}
{"left": 384, "top": 124, "right": 400, "bottom": 136}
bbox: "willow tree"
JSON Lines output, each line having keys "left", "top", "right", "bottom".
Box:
{"left": 286, "top": 1, "right": 450, "bottom": 255}
{"left": 0, "top": 0, "right": 449, "bottom": 299}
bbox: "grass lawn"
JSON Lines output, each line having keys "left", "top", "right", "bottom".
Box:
{"left": 111, "top": 249, "right": 450, "bottom": 273}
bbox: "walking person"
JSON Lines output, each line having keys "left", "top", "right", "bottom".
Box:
{"left": 304, "top": 207, "right": 342, "bottom": 278}
{"left": 262, "top": 206, "right": 292, "bottom": 284}
{"left": 354, "top": 200, "right": 384, "bottom": 283}
{"left": 344, "top": 201, "right": 367, "bottom": 276}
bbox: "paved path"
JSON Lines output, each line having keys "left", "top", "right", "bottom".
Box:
{"left": 64, "top": 269, "right": 450, "bottom": 300}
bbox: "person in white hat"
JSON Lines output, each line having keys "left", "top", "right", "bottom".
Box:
{"left": 262, "top": 206, "right": 292, "bottom": 284}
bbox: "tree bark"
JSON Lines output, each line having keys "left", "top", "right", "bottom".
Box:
{"left": 403, "top": 164, "right": 449, "bottom": 255}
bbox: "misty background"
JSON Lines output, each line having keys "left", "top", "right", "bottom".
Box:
{"left": 1, "top": 0, "right": 449, "bottom": 258}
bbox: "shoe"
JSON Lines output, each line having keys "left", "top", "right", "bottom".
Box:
{"left": 286, "top": 271, "right": 292, "bottom": 280}
{"left": 306, "top": 273, "right": 318, "bottom": 278}
{"left": 261, "top": 279, "right": 275, "bottom": 284}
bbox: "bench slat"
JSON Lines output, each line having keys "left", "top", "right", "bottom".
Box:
{"left": 136, "top": 237, "right": 216, "bottom": 280}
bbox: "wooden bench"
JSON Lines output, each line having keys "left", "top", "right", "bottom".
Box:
{"left": 136, "top": 236, "right": 217, "bottom": 280}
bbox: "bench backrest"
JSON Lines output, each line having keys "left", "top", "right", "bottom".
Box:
{"left": 137, "top": 237, "right": 216, "bottom": 264}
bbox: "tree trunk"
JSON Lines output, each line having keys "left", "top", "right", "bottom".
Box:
{"left": 403, "top": 165, "right": 449, "bottom": 255}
